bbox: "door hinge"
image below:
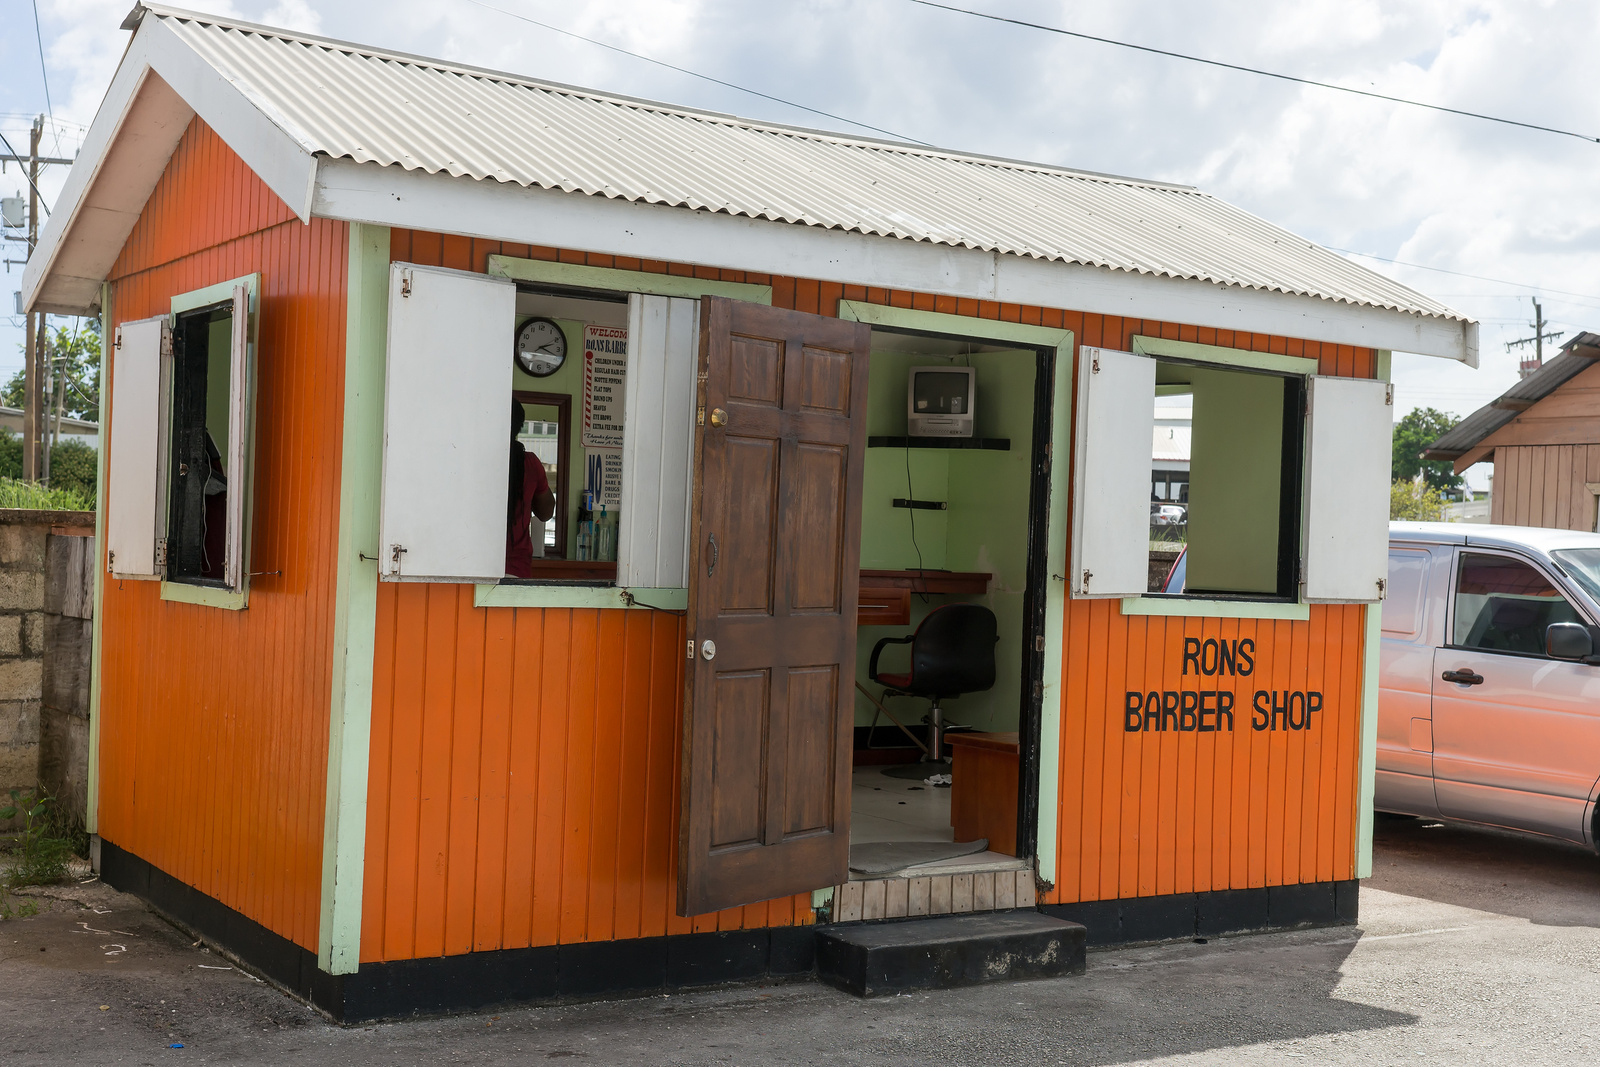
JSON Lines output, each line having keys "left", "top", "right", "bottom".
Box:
{"left": 1035, "top": 634, "right": 1046, "bottom": 652}
{"left": 697, "top": 405, "right": 705, "bottom": 426}
{"left": 154, "top": 539, "right": 167, "bottom": 567}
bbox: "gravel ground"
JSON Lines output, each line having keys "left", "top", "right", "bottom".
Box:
{"left": 2, "top": 815, "right": 1597, "bottom": 1065}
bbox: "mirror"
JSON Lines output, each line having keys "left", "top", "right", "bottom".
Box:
{"left": 1544, "top": 621, "right": 1594, "bottom": 661}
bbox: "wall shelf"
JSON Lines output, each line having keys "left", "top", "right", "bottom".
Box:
{"left": 867, "top": 436, "right": 1011, "bottom": 451}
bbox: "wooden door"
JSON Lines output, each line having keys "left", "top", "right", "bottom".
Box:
{"left": 679, "top": 297, "right": 871, "bottom": 916}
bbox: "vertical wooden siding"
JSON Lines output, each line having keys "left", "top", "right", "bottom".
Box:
{"left": 1491, "top": 444, "right": 1600, "bottom": 531}
{"left": 99, "top": 120, "right": 347, "bottom": 952}
{"left": 362, "top": 230, "right": 1374, "bottom": 958}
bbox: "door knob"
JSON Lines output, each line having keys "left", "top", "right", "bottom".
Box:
{"left": 1441, "top": 669, "right": 1484, "bottom": 685}
{"left": 710, "top": 408, "right": 728, "bottom": 427}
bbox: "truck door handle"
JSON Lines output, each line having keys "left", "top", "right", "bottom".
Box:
{"left": 1441, "top": 669, "right": 1484, "bottom": 686}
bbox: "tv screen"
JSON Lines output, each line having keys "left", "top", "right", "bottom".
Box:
{"left": 913, "top": 371, "right": 971, "bottom": 415}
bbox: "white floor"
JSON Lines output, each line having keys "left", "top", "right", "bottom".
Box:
{"left": 849, "top": 765, "right": 955, "bottom": 844}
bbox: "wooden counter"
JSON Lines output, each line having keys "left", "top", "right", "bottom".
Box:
{"left": 947, "top": 731, "right": 1019, "bottom": 857}
{"left": 857, "top": 569, "right": 990, "bottom": 626}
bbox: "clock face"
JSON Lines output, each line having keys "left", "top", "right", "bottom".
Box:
{"left": 516, "top": 317, "right": 567, "bottom": 377}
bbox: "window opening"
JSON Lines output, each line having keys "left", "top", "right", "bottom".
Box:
{"left": 1147, "top": 359, "right": 1305, "bottom": 600}
{"left": 167, "top": 301, "right": 234, "bottom": 586}
{"left": 1452, "top": 552, "right": 1581, "bottom": 655}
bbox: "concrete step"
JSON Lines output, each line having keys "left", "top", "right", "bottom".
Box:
{"left": 815, "top": 911, "right": 1086, "bottom": 997}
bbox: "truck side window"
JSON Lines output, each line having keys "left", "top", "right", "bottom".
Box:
{"left": 1381, "top": 549, "right": 1428, "bottom": 636}
{"left": 1453, "top": 553, "right": 1580, "bottom": 656}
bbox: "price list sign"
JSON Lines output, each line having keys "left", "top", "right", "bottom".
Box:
{"left": 582, "top": 325, "right": 628, "bottom": 449}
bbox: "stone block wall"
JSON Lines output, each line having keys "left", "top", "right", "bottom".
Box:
{"left": 0, "top": 509, "right": 94, "bottom": 830}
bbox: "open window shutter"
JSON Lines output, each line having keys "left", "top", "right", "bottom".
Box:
{"left": 106, "top": 316, "right": 170, "bottom": 579}
{"left": 223, "top": 283, "right": 252, "bottom": 591}
{"left": 378, "top": 263, "right": 516, "bottom": 582}
{"left": 1303, "top": 375, "right": 1392, "bottom": 602}
{"left": 1069, "top": 346, "right": 1155, "bottom": 598}
{"left": 617, "top": 294, "right": 698, "bottom": 588}
{"left": 678, "top": 297, "right": 871, "bottom": 916}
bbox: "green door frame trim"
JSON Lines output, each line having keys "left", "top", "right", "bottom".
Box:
{"left": 86, "top": 282, "right": 113, "bottom": 838}
{"left": 486, "top": 255, "right": 773, "bottom": 305}
{"left": 838, "top": 298, "right": 1072, "bottom": 888}
{"left": 318, "top": 223, "right": 390, "bottom": 974}
{"left": 159, "top": 272, "right": 263, "bottom": 611}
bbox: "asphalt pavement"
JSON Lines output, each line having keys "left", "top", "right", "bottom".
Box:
{"left": 3, "top": 815, "right": 1598, "bottom": 1065}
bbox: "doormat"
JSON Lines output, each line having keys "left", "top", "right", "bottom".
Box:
{"left": 848, "top": 838, "right": 989, "bottom": 876}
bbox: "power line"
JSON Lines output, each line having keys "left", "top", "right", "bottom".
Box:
{"left": 907, "top": 0, "right": 1600, "bottom": 146}
{"left": 1330, "top": 248, "right": 1600, "bottom": 303}
{"left": 460, "top": 0, "right": 932, "bottom": 145}
{"left": 30, "top": 0, "right": 55, "bottom": 145}
{"left": 0, "top": 129, "right": 50, "bottom": 218}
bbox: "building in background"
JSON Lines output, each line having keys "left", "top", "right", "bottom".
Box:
{"left": 1426, "top": 332, "right": 1600, "bottom": 531}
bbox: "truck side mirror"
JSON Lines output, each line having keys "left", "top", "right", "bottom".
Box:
{"left": 1545, "top": 622, "right": 1594, "bottom": 661}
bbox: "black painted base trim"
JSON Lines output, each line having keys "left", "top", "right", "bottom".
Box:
{"left": 98, "top": 840, "right": 816, "bottom": 1023}
{"left": 1042, "top": 880, "right": 1358, "bottom": 946}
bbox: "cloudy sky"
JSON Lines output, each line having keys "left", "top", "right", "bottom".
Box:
{"left": 3, "top": 0, "right": 1597, "bottom": 480}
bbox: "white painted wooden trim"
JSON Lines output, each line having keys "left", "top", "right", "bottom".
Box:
{"left": 106, "top": 316, "right": 169, "bottom": 580}
{"left": 1070, "top": 347, "right": 1156, "bottom": 598}
{"left": 312, "top": 158, "right": 1478, "bottom": 364}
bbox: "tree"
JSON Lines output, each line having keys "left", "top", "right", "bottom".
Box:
{"left": 1392, "top": 406, "right": 1464, "bottom": 496}
{"left": 6, "top": 318, "right": 101, "bottom": 422}
{"left": 1391, "top": 479, "right": 1445, "bottom": 522}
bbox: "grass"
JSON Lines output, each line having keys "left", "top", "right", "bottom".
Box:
{"left": 0, "top": 477, "right": 93, "bottom": 512}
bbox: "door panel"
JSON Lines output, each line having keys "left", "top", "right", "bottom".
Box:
{"left": 1431, "top": 550, "right": 1600, "bottom": 844}
{"left": 680, "top": 297, "right": 871, "bottom": 916}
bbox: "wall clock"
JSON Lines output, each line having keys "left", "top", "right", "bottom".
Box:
{"left": 516, "top": 317, "right": 567, "bottom": 377}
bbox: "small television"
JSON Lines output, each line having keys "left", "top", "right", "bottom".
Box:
{"left": 907, "top": 366, "right": 976, "bottom": 437}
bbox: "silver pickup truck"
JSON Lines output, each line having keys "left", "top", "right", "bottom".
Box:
{"left": 1379, "top": 522, "right": 1600, "bottom": 849}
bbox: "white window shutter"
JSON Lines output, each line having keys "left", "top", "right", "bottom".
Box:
{"left": 106, "top": 316, "right": 170, "bottom": 579}
{"left": 223, "top": 283, "right": 252, "bottom": 591}
{"left": 1303, "top": 375, "right": 1392, "bottom": 602}
{"left": 1070, "top": 346, "right": 1155, "bottom": 598}
{"left": 379, "top": 263, "right": 516, "bottom": 582}
{"left": 617, "top": 294, "right": 699, "bottom": 589}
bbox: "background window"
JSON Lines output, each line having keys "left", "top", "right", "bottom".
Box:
{"left": 167, "top": 301, "right": 235, "bottom": 585}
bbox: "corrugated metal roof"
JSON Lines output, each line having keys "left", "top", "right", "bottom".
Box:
{"left": 1426, "top": 332, "right": 1600, "bottom": 459}
{"left": 134, "top": 5, "right": 1467, "bottom": 324}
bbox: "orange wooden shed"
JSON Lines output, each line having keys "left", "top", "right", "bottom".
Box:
{"left": 21, "top": 4, "right": 1477, "bottom": 1020}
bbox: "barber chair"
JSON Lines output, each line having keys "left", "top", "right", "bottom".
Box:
{"left": 868, "top": 603, "right": 999, "bottom": 764}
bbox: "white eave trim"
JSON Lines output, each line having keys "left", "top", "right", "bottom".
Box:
{"left": 22, "top": 16, "right": 318, "bottom": 315}
{"left": 312, "top": 158, "right": 1478, "bottom": 363}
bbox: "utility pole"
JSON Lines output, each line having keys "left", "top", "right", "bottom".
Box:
{"left": 1506, "top": 297, "right": 1564, "bottom": 380}
{"left": 23, "top": 117, "right": 40, "bottom": 483}
{"left": 2, "top": 116, "right": 73, "bottom": 483}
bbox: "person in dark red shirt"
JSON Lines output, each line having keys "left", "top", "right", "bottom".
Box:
{"left": 506, "top": 401, "right": 557, "bottom": 578}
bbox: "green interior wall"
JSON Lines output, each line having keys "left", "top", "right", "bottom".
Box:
{"left": 854, "top": 346, "right": 1036, "bottom": 735}
{"left": 1184, "top": 366, "right": 1285, "bottom": 595}
{"left": 206, "top": 316, "right": 231, "bottom": 470}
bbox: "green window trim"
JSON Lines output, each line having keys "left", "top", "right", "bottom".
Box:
{"left": 1132, "top": 335, "right": 1319, "bottom": 376}
{"left": 162, "top": 271, "right": 263, "bottom": 609}
{"left": 473, "top": 584, "right": 688, "bottom": 611}
{"left": 839, "top": 301, "right": 1072, "bottom": 349}
{"left": 160, "top": 581, "right": 247, "bottom": 610}
{"left": 1120, "top": 596, "right": 1311, "bottom": 621}
{"left": 486, "top": 255, "right": 772, "bottom": 304}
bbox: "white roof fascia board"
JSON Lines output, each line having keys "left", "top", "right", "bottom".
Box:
{"left": 139, "top": 16, "right": 318, "bottom": 222}
{"left": 22, "top": 17, "right": 317, "bottom": 315}
{"left": 313, "top": 158, "right": 1477, "bottom": 363}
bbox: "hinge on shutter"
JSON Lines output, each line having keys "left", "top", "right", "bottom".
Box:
{"left": 1299, "top": 559, "right": 1306, "bottom": 585}
{"left": 388, "top": 544, "right": 406, "bottom": 576}
{"left": 1091, "top": 354, "right": 1101, "bottom": 374}
{"left": 107, "top": 550, "right": 115, "bottom": 571}
{"left": 1081, "top": 568, "right": 1092, "bottom": 590}
{"left": 1377, "top": 576, "right": 1387, "bottom": 599}
{"left": 1035, "top": 634, "right": 1046, "bottom": 652}
{"left": 1385, "top": 383, "right": 1395, "bottom": 406}
{"left": 154, "top": 539, "right": 167, "bottom": 567}
{"left": 113, "top": 329, "right": 122, "bottom": 350}
{"left": 399, "top": 270, "right": 412, "bottom": 298}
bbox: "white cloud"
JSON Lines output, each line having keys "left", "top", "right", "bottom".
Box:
{"left": 3, "top": 0, "right": 1597, "bottom": 433}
